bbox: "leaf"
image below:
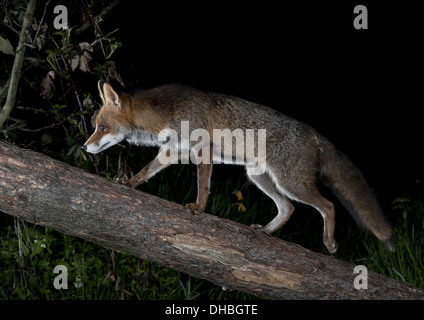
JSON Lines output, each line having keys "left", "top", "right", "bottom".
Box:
{"left": 34, "top": 23, "right": 48, "bottom": 50}
{"left": 0, "top": 35, "right": 14, "bottom": 55}
{"left": 70, "top": 55, "right": 79, "bottom": 71}
{"left": 41, "top": 133, "right": 53, "bottom": 145}
{"left": 236, "top": 203, "right": 247, "bottom": 213}
{"left": 40, "top": 71, "right": 55, "bottom": 97}
{"left": 82, "top": 12, "right": 89, "bottom": 24}
{"left": 74, "top": 145, "right": 82, "bottom": 160}
{"left": 79, "top": 42, "right": 93, "bottom": 52}
{"left": 67, "top": 145, "right": 77, "bottom": 156}
{"left": 78, "top": 52, "right": 92, "bottom": 72}
{"left": 83, "top": 95, "right": 94, "bottom": 108}
{"left": 40, "top": 77, "right": 50, "bottom": 96}
{"left": 232, "top": 190, "right": 243, "bottom": 201}
{"left": 35, "top": 33, "right": 46, "bottom": 51}
{"left": 38, "top": 259, "right": 50, "bottom": 269}
{"left": 105, "top": 61, "right": 125, "bottom": 87}
{"left": 106, "top": 40, "right": 122, "bottom": 59}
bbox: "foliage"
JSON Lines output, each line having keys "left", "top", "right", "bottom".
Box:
{"left": 1, "top": 0, "right": 122, "bottom": 159}
{"left": 0, "top": 217, "right": 197, "bottom": 299}
{"left": 361, "top": 197, "right": 424, "bottom": 289}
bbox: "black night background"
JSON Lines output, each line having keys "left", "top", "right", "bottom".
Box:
{"left": 93, "top": 1, "right": 424, "bottom": 198}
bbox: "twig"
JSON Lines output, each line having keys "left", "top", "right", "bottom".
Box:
{"left": 89, "top": 28, "right": 120, "bottom": 48}
{"left": 20, "top": 118, "right": 68, "bottom": 132}
{"left": 75, "top": 0, "right": 120, "bottom": 36}
{"left": 80, "top": 0, "right": 108, "bottom": 59}
{"left": 59, "top": 54, "right": 88, "bottom": 133}
{"left": 32, "top": 0, "right": 50, "bottom": 49}
{"left": 2, "top": 2, "right": 20, "bottom": 35}
{"left": 1, "top": 117, "right": 27, "bottom": 132}
{"left": 51, "top": 33, "right": 89, "bottom": 134}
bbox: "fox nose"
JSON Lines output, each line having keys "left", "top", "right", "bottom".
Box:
{"left": 81, "top": 145, "right": 87, "bottom": 151}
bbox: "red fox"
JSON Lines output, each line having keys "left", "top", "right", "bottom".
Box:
{"left": 82, "top": 81, "right": 395, "bottom": 254}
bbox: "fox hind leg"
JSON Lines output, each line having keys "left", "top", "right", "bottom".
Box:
{"left": 265, "top": 166, "right": 338, "bottom": 254}
{"left": 299, "top": 193, "right": 338, "bottom": 254}
{"left": 247, "top": 169, "right": 295, "bottom": 233}
{"left": 278, "top": 183, "right": 338, "bottom": 254}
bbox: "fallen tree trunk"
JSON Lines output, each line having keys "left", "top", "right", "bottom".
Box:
{"left": 0, "top": 140, "right": 423, "bottom": 299}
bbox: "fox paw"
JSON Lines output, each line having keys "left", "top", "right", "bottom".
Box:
{"left": 251, "top": 224, "right": 273, "bottom": 235}
{"left": 124, "top": 177, "right": 146, "bottom": 189}
{"left": 186, "top": 203, "right": 201, "bottom": 215}
{"left": 115, "top": 177, "right": 128, "bottom": 185}
{"left": 251, "top": 224, "right": 265, "bottom": 232}
{"left": 324, "top": 240, "right": 339, "bottom": 254}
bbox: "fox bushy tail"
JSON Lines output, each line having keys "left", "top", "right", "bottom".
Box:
{"left": 318, "top": 138, "right": 395, "bottom": 251}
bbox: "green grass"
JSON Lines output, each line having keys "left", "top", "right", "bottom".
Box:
{"left": 1, "top": 149, "right": 423, "bottom": 299}
{"left": 360, "top": 197, "right": 424, "bottom": 288}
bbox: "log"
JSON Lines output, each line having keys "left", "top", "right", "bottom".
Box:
{"left": 0, "top": 140, "right": 423, "bottom": 299}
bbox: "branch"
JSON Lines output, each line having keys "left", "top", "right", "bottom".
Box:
{"left": 75, "top": 0, "right": 120, "bottom": 36}
{"left": 0, "top": 0, "right": 37, "bottom": 129}
{"left": 0, "top": 140, "right": 423, "bottom": 300}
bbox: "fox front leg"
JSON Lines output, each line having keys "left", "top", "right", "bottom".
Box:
{"left": 186, "top": 147, "right": 213, "bottom": 214}
{"left": 125, "top": 148, "right": 174, "bottom": 189}
{"left": 186, "top": 162, "right": 212, "bottom": 214}
{"left": 125, "top": 169, "right": 148, "bottom": 188}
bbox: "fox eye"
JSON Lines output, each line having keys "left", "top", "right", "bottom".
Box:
{"left": 99, "top": 124, "right": 106, "bottom": 132}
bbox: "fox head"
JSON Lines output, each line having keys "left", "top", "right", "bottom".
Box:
{"left": 82, "top": 81, "right": 130, "bottom": 154}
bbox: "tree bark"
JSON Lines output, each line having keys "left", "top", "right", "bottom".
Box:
{"left": 0, "top": 140, "right": 423, "bottom": 300}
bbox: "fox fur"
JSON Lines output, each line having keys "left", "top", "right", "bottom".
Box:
{"left": 83, "top": 81, "right": 395, "bottom": 253}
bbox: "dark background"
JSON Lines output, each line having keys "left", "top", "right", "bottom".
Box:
{"left": 102, "top": 1, "right": 423, "bottom": 204}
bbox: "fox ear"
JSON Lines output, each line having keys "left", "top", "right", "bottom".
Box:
{"left": 91, "top": 109, "right": 99, "bottom": 128}
{"left": 98, "top": 80, "right": 106, "bottom": 106}
{"left": 100, "top": 81, "right": 121, "bottom": 110}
